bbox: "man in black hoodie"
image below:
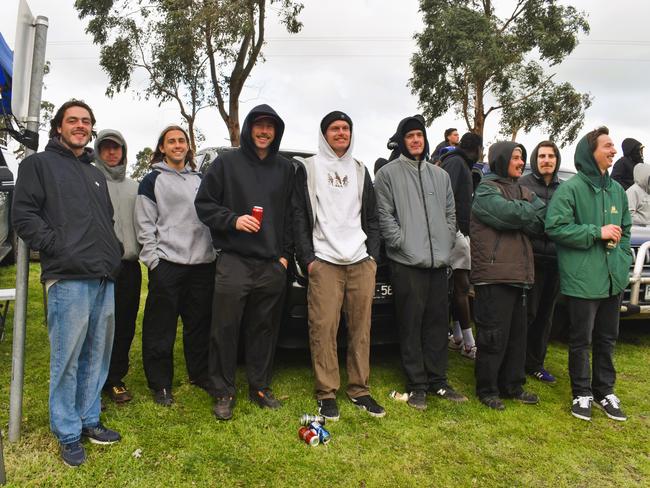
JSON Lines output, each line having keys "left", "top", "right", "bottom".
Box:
{"left": 440, "top": 132, "right": 483, "bottom": 359}
{"left": 611, "top": 138, "right": 644, "bottom": 190}
{"left": 195, "top": 104, "right": 294, "bottom": 420}
{"left": 12, "top": 100, "right": 123, "bottom": 466}
{"left": 518, "top": 141, "right": 562, "bottom": 384}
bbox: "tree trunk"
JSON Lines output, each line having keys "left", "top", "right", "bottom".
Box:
{"left": 227, "top": 100, "right": 241, "bottom": 147}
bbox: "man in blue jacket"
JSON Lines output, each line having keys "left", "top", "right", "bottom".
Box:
{"left": 12, "top": 100, "right": 123, "bottom": 466}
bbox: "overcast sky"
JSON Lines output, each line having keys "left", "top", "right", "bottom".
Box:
{"left": 2, "top": 0, "right": 650, "bottom": 174}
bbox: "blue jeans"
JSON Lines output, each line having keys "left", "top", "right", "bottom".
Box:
{"left": 47, "top": 279, "right": 115, "bottom": 444}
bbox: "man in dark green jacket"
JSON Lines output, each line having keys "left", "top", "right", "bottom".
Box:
{"left": 545, "top": 127, "right": 631, "bottom": 422}
{"left": 470, "top": 141, "right": 545, "bottom": 411}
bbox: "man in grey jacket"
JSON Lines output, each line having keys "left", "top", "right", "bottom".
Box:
{"left": 375, "top": 115, "right": 467, "bottom": 410}
{"left": 626, "top": 163, "right": 650, "bottom": 225}
{"left": 94, "top": 129, "right": 141, "bottom": 404}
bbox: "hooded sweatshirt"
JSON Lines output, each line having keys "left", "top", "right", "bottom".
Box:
{"left": 136, "top": 160, "right": 215, "bottom": 270}
{"left": 94, "top": 129, "right": 141, "bottom": 261}
{"left": 470, "top": 142, "right": 545, "bottom": 286}
{"left": 440, "top": 147, "right": 475, "bottom": 236}
{"left": 611, "top": 138, "right": 644, "bottom": 190}
{"left": 195, "top": 104, "right": 294, "bottom": 261}
{"left": 626, "top": 163, "right": 650, "bottom": 225}
{"left": 12, "top": 137, "right": 122, "bottom": 281}
{"left": 545, "top": 134, "right": 632, "bottom": 299}
{"left": 518, "top": 142, "right": 562, "bottom": 261}
{"left": 374, "top": 116, "right": 456, "bottom": 268}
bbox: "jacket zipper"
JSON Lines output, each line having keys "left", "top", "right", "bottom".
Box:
{"left": 490, "top": 234, "right": 502, "bottom": 264}
{"left": 417, "top": 161, "right": 435, "bottom": 267}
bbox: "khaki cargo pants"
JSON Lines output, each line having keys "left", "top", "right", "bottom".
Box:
{"left": 307, "top": 257, "right": 376, "bottom": 400}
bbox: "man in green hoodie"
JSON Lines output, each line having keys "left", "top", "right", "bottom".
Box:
{"left": 545, "top": 127, "right": 631, "bottom": 422}
{"left": 470, "top": 142, "right": 546, "bottom": 411}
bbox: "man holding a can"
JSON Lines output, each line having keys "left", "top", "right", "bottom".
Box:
{"left": 195, "top": 104, "right": 294, "bottom": 420}
{"left": 545, "top": 127, "right": 631, "bottom": 422}
{"left": 293, "top": 110, "right": 384, "bottom": 420}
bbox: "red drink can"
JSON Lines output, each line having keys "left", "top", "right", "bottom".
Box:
{"left": 252, "top": 206, "right": 264, "bottom": 224}
{"left": 298, "top": 426, "right": 319, "bottom": 447}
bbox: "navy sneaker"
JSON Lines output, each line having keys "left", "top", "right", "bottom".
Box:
{"left": 530, "top": 368, "right": 557, "bottom": 384}
{"left": 82, "top": 423, "right": 121, "bottom": 445}
{"left": 350, "top": 395, "right": 386, "bottom": 418}
{"left": 595, "top": 394, "right": 627, "bottom": 421}
{"left": 60, "top": 440, "right": 86, "bottom": 467}
{"left": 317, "top": 398, "right": 340, "bottom": 421}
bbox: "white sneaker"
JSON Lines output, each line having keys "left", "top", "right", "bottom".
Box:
{"left": 448, "top": 334, "right": 463, "bottom": 351}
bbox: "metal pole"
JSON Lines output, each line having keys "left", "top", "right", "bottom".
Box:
{"left": 8, "top": 15, "right": 49, "bottom": 443}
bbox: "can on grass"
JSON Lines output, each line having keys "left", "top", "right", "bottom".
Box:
{"left": 298, "top": 426, "right": 319, "bottom": 447}
{"left": 308, "top": 421, "right": 331, "bottom": 445}
{"left": 299, "top": 414, "right": 326, "bottom": 426}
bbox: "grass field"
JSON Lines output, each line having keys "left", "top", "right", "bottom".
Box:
{"left": 0, "top": 263, "right": 649, "bottom": 487}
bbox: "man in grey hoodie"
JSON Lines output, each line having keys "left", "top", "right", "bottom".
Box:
{"left": 626, "top": 163, "right": 650, "bottom": 225}
{"left": 136, "top": 126, "right": 216, "bottom": 407}
{"left": 375, "top": 116, "right": 467, "bottom": 410}
{"left": 94, "top": 130, "right": 141, "bottom": 404}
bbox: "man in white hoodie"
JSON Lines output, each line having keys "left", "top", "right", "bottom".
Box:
{"left": 293, "top": 111, "right": 384, "bottom": 420}
{"left": 626, "top": 163, "right": 650, "bottom": 225}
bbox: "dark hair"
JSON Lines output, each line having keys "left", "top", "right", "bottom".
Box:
{"left": 444, "top": 127, "right": 457, "bottom": 142}
{"left": 459, "top": 132, "right": 482, "bottom": 151}
{"left": 49, "top": 99, "right": 96, "bottom": 139}
{"left": 151, "top": 125, "right": 195, "bottom": 170}
{"left": 586, "top": 126, "right": 609, "bottom": 152}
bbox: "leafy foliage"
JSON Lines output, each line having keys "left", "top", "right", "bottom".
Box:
{"left": 130, "top": 146, "right": 153, "bottom": 182}
{"left": 410, "top": 0, "right": 591, "bottom": 146}
{"left": 74, "top": 0, "right": 303, "bottom": 148}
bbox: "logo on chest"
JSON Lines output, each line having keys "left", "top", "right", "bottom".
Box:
{"left": 327, "top": 171, "right": 349, "bottom": 188}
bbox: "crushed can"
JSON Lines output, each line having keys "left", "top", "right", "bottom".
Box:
{"left": 298, "top": 426, "right": 320, "bottom": 447}
{"left": 389, "top": 390, "right": 409, "bottom": 402}
{"left": 308, "top": 421, "right": 331, "bottom": 445}
{"left": 299, "top": 414, "right": 326, "bottom": 426}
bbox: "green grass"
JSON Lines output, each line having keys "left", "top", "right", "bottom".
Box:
{"left": 1, "top": 263, "right": 649, "bottom": 487}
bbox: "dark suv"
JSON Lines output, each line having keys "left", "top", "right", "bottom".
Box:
{"left": 195, "top": 147, "right": 397, "bottom": 348}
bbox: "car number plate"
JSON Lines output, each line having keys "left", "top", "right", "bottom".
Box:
{"left": 374, "top": 282, "right": 393, "bottom": 300}
{"left": 645, "top": 285, "right": 650, "bottom": 301}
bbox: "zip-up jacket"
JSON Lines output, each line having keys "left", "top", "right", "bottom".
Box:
{"left": 12, "top": 138, "right": 122, "bottom": 281}
{"left": 292, "top": 147, "right": 379, "bottom": 271}
{"left": 470, "top": 142, "right": 545, "bottom": 286}
{"left": 136, "top": 161, "right": 215, "bottom": 270}
{"left": 195, "top": 104, "right": 294, "bottom": 261}
{"left": 94, "top": 129, "right": 141, "bottom": 261}
{"left": 546, "top": 134, "right": 632, "bottom": 299}
{"left": 518, "top": 142, "right": 562, "bottom": 262}
{"left": 375, "top": 153, "right": 456, "bottom": 269}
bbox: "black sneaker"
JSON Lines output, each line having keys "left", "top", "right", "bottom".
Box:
{"left": 595, "top": 394, "right": 627, "bottom": 421}
{"left": 431, "top": 386, "right": 468, "bottom": 403}
{"left": 249, "top": 389, "right": 282, "bottom": 409}
{"left": 480, "top": 396, "right": 506, "bottom": 411}
{"left": 82, "top": 423, "right": 121, "bottom": 445}
{"left": 213, "top": 396, "right": 235, "bottom": 420}
{"left": 509, "top": 390, "right": 539, "bottom": 405}
{"left": 407, "top": 390, "right": 427, "bottom": 410}
{"left": 571, "top": 395, "right": 593, "bottom": 421}
{"left": 350, "top": 395, "right": 386, "bottom": 418}
{"left": 153, "top": 388, "right": 174, "bottom": 407}
{"left": 60, "top": 440, "right": 86, "bottom": 467}
{"left": 317, "top": 398, "right": 340, "bottom": 421}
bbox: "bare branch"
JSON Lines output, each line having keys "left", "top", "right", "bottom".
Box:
{"left": 499, "top": 0, "right": 527, "bottom": 33}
